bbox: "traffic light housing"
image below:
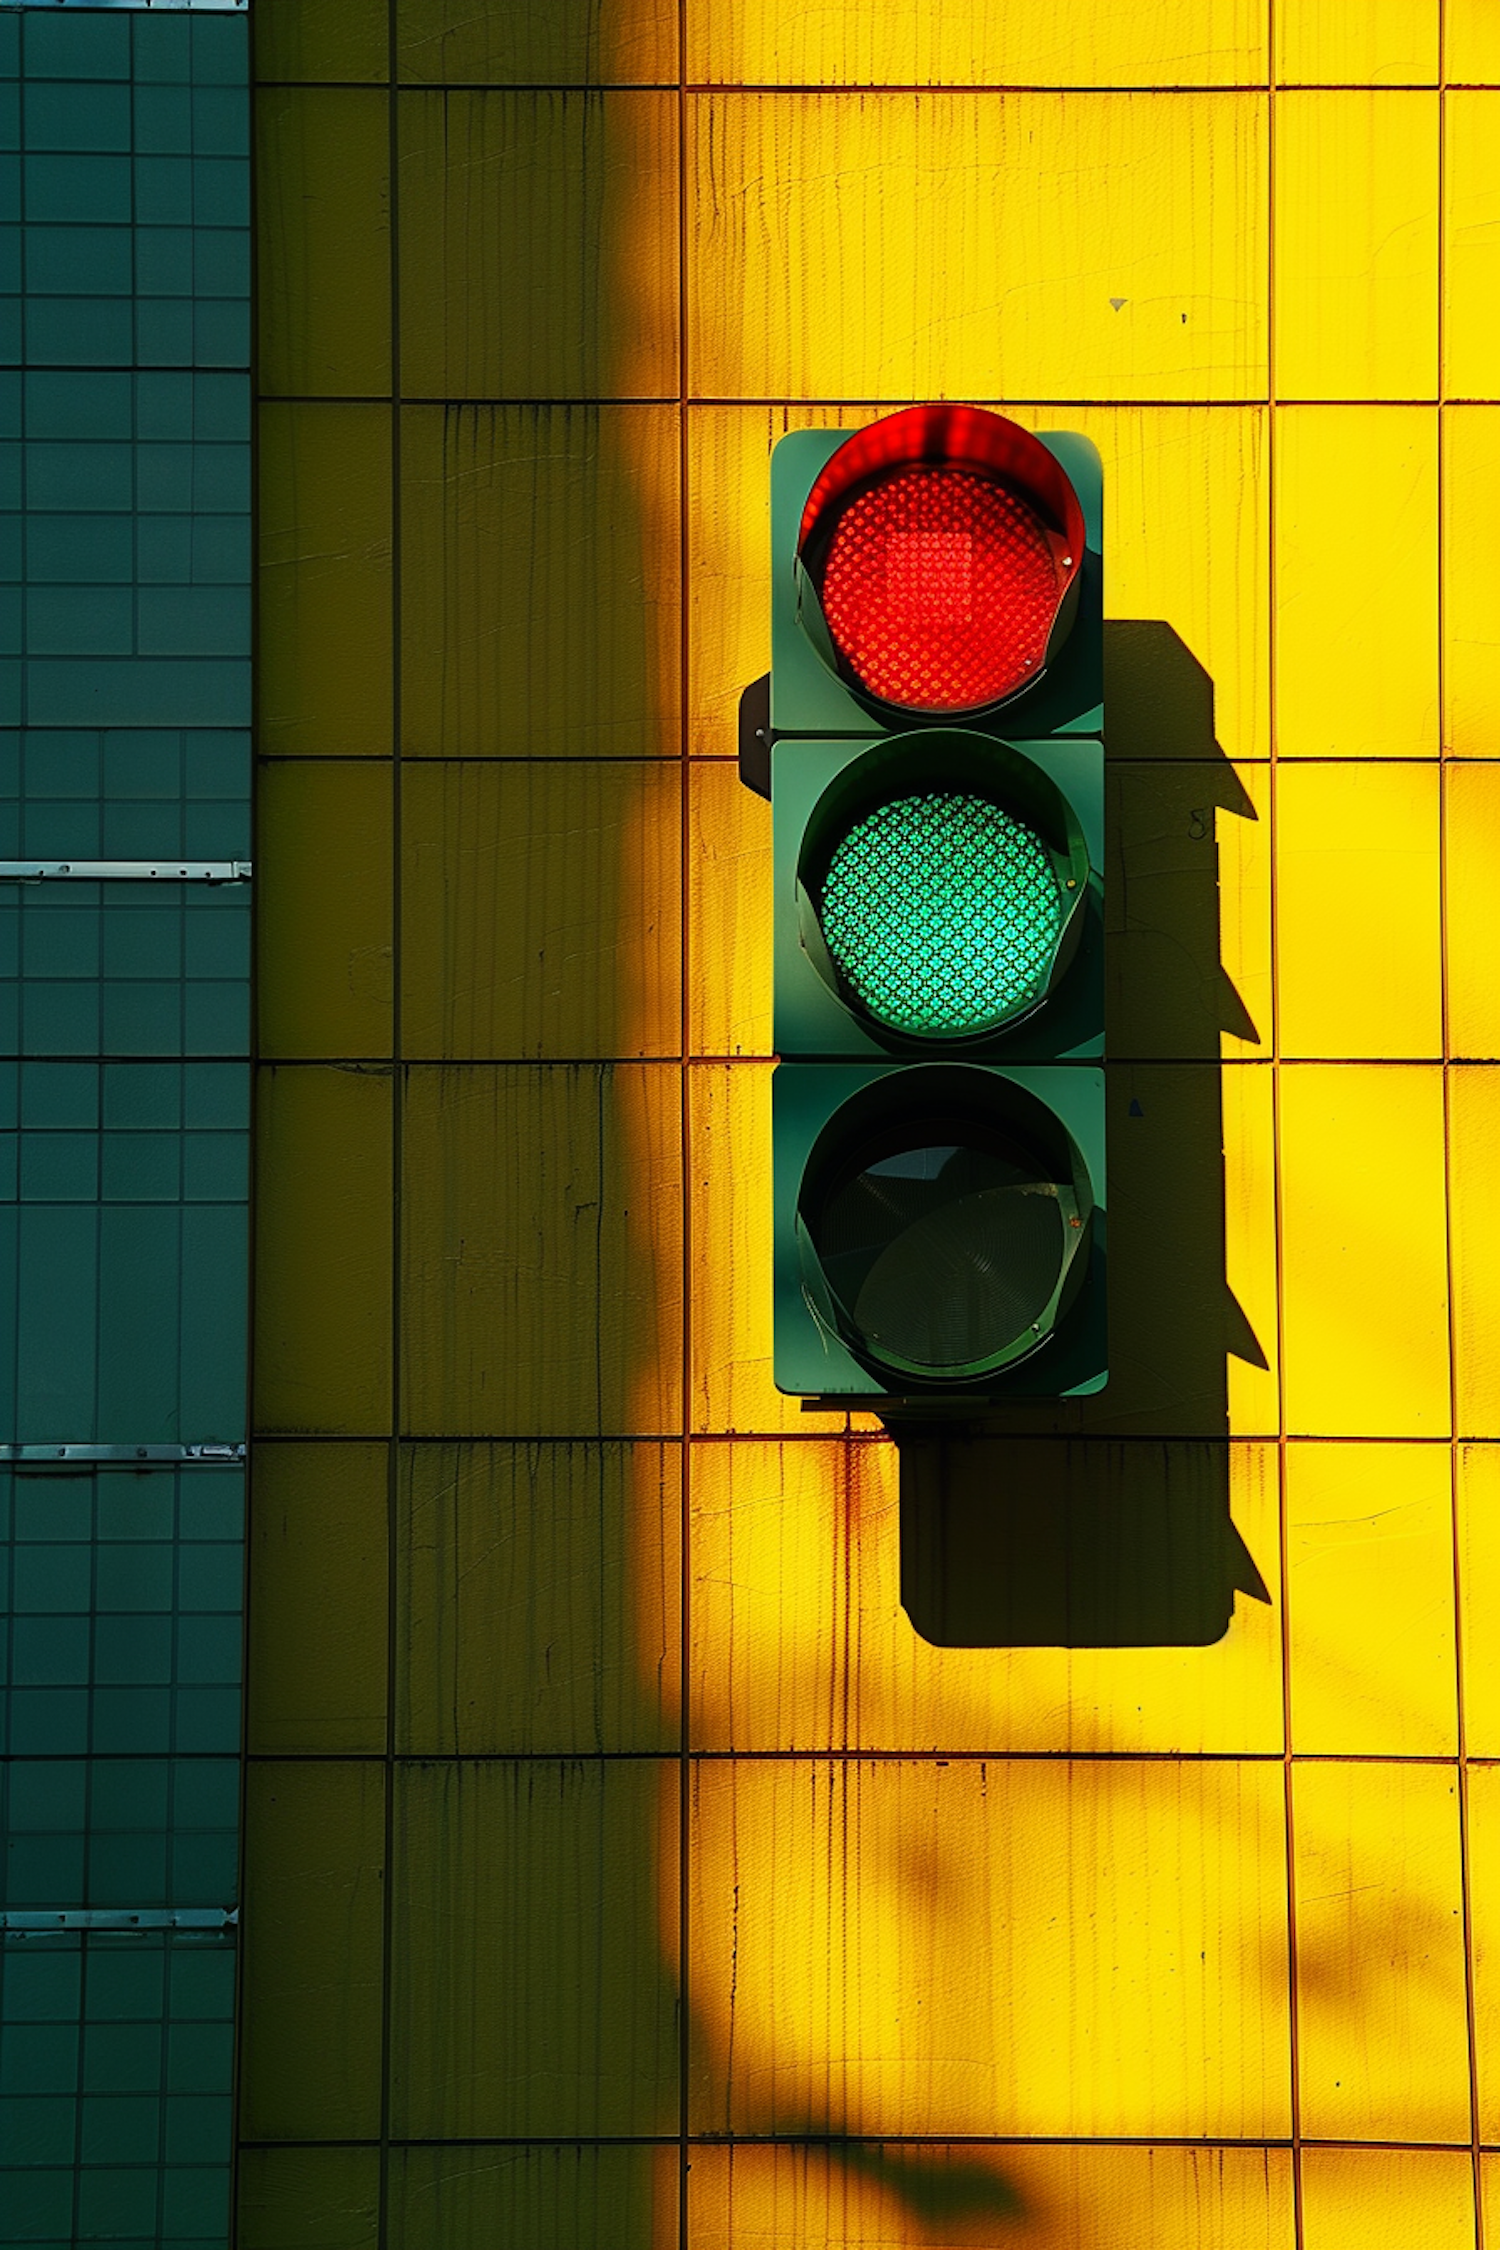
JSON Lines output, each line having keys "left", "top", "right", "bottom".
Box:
{"left": 754, "top": 406, "right": 1107, "bottom": 1406}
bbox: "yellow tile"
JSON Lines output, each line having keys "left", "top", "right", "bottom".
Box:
{"left": 390, "top": 1758, "right": 678, "bottom": 2136}
{"left": 688, "top": 405, "right": 1269, "bottom": 765}
{"left": 240, "top": 1761, "right": 386, "bottom": 2140}
{"left": 257, "top": 89, "right": 390, "bottom": 398}
{"left": 690, "top": 1438, "right": 1282, "bottom": 1756}
{"left": 254, "top": 0, "right": 388, "bottom": 83}
{"left": 1273, "top": 94, "right": 1438, "bottom": 399}
{"left": 1275, "top": 762, "right": 1441, "bottom": 1059}
{"left": 1274, "top": 3, "right": 1439, "bottom": 84}
{"left": 688, "top": 2141, "right": 1293, "bottom": 2250}
{"left": 688, "top": 0, "right": 1266, "bottom": 86}
{"left": 1279, "top": 1064, "right": 1449, "bottom": 1436}
{"left": 246, "top": 1441, "right": 389, "bottom": 1755}
{"left": 388, "top": 2145, "right": 678, "bottom": 2250}
{"left": 397, "top": 91, "right": 678, "bottom": 401}
{"left": 1299, "top": 2148, "right": 1474, "bottom": 2250}
{"left": 399, "top": 404, "right": 680, "bottom": 760}
{"left": 1274, "top": 408, "right": 1439, "bottom": 758}
{"left": 400, "top": 761, "right": 681, "bottom": 1060}
{"left": 689, "top": 1064, "right": 847, "bottom": 1434}
{"left": 688, "top": 761, "right": 772, "bottom": 1060}
{"left": 1446, "top": 94, "right": 1500, "bottom": 398}
{"left": 258, "top": 403, "right": 392, "bottom": 759}
{"left": 688, "top": 1758, "right": 1289, "bottom": 2138}
{"left": 1285, "top": 1440, "right": 1457, "bottom": 1755}
{"left": 238, "top": 2148, "right": 380, "bottom": 2250}
{"left": 1484, "top": 2154, "right": 1500, "bottom": 2245}
{"left": 1094, "top": 407, "right": 1271, "bottom": 767}
{"left": 396, "top": 1441, "right": 680, "bottom": 1754}
{"left": 1107, "top": 761, "right": 1270, "bottom": 1059}
{"left": 257, "top": 762, "right": 393, "bottom": 1059}
{"left": 254, "top": 1064, "right": 393, "bottom": 1435}
{"left": 1444, "top": 410, "right": 1500, "bottom": 755}
{"left": 1451, "top": 1066, "right": 1500, "bottom": 1437}
{"left": 1461, "top": 1447, "right": 1500, "bottom": 1751}
{"left": 1449, "top": 3, "right": 1500, "bottom": 83}
{"left": 1471, "top": 1765, "right": 1500, "bottom": 2140}
{"left": 688, "top": 94, "right": 1267, "bottom": 403}
{"left": 401, "top": 1064, "right": 681, "bottom": 1437}
{"left": 1292, "top": 1758, "right": 1469, "bottom": 2141}
{"left": 1446, "top": 765, "right": 1500, "bottom": 1057}
{"left": 397, "top": 0, "right": 678, "bottom": 83}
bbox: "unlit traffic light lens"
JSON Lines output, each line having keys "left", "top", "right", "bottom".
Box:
{"left": 817, "top": 465, "right": 1064, "bottom": 710}
{"left": 813, "top": 1131, "right": 1067, "bottom": 1374}
{"left": 817, "top": 788, "right": 1064, "bottom": 1036}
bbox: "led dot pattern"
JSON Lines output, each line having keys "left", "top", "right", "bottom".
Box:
{"left": 817, "top": 790, "right": 1064, "bottom": 1035}
{"left": 817, "top": 465, "right": 1064, "bottom": 710}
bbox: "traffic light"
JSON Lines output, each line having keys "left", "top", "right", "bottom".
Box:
{"left": 748, "top": 405, "right": 1107, "bottom": 1406}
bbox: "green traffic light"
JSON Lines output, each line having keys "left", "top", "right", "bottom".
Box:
{"left": 816, "top": 789, "right": 1064, "bottom": 1036}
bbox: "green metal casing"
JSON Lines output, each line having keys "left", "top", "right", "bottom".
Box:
{"left": 766, "top": 420, "right": 1108, "bottom": 1403}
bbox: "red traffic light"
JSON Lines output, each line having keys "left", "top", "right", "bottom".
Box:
{"left": 796, "top": 406, "right": 1086, "bottom": 718}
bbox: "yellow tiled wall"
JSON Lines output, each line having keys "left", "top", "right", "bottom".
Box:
{"left": 242, "top": 2, "right": 1500, "bottom": 2243}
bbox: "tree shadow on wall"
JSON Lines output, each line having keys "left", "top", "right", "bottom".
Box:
{"left": 898, "top": 621, "right": 1274, "bottom": 1650}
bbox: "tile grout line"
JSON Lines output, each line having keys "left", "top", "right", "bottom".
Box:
{"left": 253, "top": 392, "right": 1499, "bottom": 405}
{"left": 246, "top": 1052, "right": 1500, "bottom": 1068}
{"left": 234, "top": 0, "right": 259, "bottom": 2203}
{"left": 252, "top": 748, "right": 1492, "bottom": 762}
{"left": 238, "top": 1051, "right": 1500, "bottom": 1070}
{"left": 379, "top": 9, "right": 403, "bottom": 2246}
{"left": 677, "top": 25, "right": 694, "bottom": 2250}
{"left": 252, "top": 76, "right": 1490, "bottom": 94}
{"left": 1264, "top": 14, "right": 1306, "bottom": 2242}
{"left": 227, "top": 2129, "right": 1500, "bottom": 2152}
{"left": 1437, "top": 12, "right": 1488, "bottom": 2237}
{"left": 227, "top": 1747, "right": 1500, "bottom": 1767}
{"left": 239, "top": 1429, "right": 1500, "bottom": 1449}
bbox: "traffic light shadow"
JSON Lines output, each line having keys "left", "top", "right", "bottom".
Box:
{"left": 896, "top": 621, "right": 1273, "bottom": 1650}
{"left": 898, "top": 1435, "right": 1270, "bottom": 1648}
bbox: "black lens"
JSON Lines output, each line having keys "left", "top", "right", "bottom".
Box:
{"left": 811, "top": 1130, "right": 1067, "bottom": 1373}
